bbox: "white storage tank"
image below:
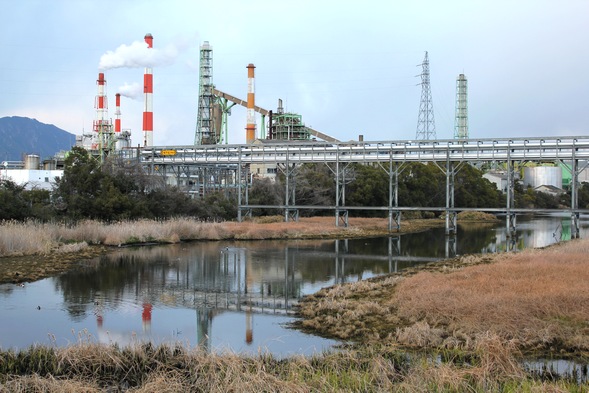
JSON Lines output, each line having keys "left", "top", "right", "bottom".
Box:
{"left": 24, "top": 154, "right": 40, "bottom": 170}
{"left": 523, "top": 166, "right": 562, "bottom": 189}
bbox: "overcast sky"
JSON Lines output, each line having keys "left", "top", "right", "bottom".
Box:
{"left": 1, "top": 0, "right": 587, "bottom": 146}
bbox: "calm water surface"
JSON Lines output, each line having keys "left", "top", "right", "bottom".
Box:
{"left": 1, "top": 214, "right": 587, "bottom": 356}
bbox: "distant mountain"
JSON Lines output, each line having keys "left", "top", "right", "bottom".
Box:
{"left": 0, "top": 116, "right": 76, "bottom": 162}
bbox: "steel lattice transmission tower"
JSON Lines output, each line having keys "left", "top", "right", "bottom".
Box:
{"left": 416, "top": 51, "right": 436, "bottom": 140}
{"left": 454, "top": 73, "right": 468, "bottom": 139}
{"left": 195, "top": 41, "right": 217, "bottom": 145}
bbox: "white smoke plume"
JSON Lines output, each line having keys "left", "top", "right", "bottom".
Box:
{"left": 117, "top": 82, "right": 142, "bottom": 100}
{"left": 98, "top": 40, "right": 179, "bottom": 70}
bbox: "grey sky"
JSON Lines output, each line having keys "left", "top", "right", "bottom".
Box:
{"left": 1, "top": 0, "right": 587, "bottom": 145}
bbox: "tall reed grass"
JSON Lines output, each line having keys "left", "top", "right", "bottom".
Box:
{"left": 1, "top": 341, "right": 583, "bottom": 392}
{"left": 0, "top": 216, "right": 411, "bottom": 258}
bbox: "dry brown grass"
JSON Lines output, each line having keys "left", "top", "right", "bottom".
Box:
{"left": 456, "top": 211, "right": 500, "bottom": 221}
{"left": 298, "top": 275, "right": 404, "bottom": 341}
{"left": 0, "top": 216, "right": 432, "bottom": 258}
{"left": 0, "top": 374, "right": 102, "bottom": 393}
{"left": 2, "top": 341, "right": 582, "bottom": 392}
{"left": 393, "top": 240, "right": 589, "bottom": 353}
{"left": 0, "top": 343, "right": 401, "bottom": 392}
{"left": 0, "top": 221, "right": 54, "bottom": 256}
{"left": 298, "top": 237, "right": 589, "bottom": 359}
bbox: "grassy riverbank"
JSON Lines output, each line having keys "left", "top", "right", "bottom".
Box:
{"left": 302, "top": 240, "right": 589, "bottom": 356}
{"left": 0, "top": 338, "right": 585, "bottom": 392}
{"left": 0, "top": 216, "right": 444, "bottom": 255}
{"left": 4, "top": 213, "right": 586, "bottom": 391}
{"left": 0, "top": 216, "right": 446, "bottom": 284}
{"left": 296, "top": 237, "right": 589, "bottom": 384}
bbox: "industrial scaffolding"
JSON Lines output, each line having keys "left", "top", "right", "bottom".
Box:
{"left": 268, "top": 99, "right": 311, "bottom": 141}
{"left": 195, "top": 41, "right": 219, "bottom": 145}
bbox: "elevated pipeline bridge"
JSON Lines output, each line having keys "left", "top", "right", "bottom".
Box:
{"left": 134, "top": 136, "right": 589, "bottom": 237}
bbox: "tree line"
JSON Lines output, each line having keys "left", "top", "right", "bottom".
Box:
{"left": 248, "top": 162, "right": 585, "bottom": 217}
{"left": 1, "top": 146, "right": 587, "bottom": 222}
{"left": 0, "top": 147, "right": 237, "bottom": 222}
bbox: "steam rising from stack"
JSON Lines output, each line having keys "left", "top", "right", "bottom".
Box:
{"left": 97, "top": 33, "right": 176, "bottom": 146}
{"left": 117, "top": 82, "right": 142, "bottom": 100}
{"left": 98, "top": 36, "right": 177, "bottom": 70}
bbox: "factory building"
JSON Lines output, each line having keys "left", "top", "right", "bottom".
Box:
{"left": 1, "top": 154, "right": 63, "bottom": 190}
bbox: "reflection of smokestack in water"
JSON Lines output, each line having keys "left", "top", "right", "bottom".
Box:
{"left": 115, "top": 93, "right": 121, "bottom": 133}
{"left": 246, "top": 308, "right": 253, "bottom": 344}
{"left": 142, "top": 303, "right": 152, "bottom": 333}
{"left": 246, "top": 63, "right": 256, "bottom": 143}
{"left": 143, "top": 33, "right": 154, "bottom": 146}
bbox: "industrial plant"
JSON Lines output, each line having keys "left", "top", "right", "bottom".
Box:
{"left": 1, "top": 34, "right": 589, "bottom": 238}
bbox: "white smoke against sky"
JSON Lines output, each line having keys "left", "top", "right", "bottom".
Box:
{"left": 98, "top": 40, "right": 179, "bottom": 70}
{"left": 117, "top": 82, "right": 142, "bottom": 100}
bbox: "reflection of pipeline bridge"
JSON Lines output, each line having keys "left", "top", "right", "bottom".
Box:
{"left": 137, "top": 247, "right": 301, "bottom": 315}
{"left": 133, "top": 136, "right": 589, "bottom": 237}
{"left": 134, "top": 238, "right": 445, "bottom": 315}
{"left": 153, "top": 287, "right": 298, "bottom": 315}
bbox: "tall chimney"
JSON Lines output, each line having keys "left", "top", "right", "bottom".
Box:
{"left": 94, "top": 72, "right": 108, "bottom": 132}
{"left": 92, "top": 72, "right": 109, "bottom": 151}
{"left": 115, "top": 93, "right": 121, "bottom": 133}
{"left": 246, "top": 63, "right": 256, "bottom": 143}
{"left": 143, "top": 33, "right": 154, "bottom": 146}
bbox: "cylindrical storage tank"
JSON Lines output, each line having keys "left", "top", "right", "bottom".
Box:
{"left": 24, "top": 154, "right": 40, "bottom": 170}
{"left": 115, "top": 132, "right": 132, "bottom": 150}
{"left": 43, "top": 160, "right": 56, "bottom": 170}
{"left": 523, "top": 166, "right": 562, "bottom": 189}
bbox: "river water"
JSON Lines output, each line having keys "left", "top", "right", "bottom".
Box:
{"left": 0, "top": 214, "right": 587, "bottom": 357}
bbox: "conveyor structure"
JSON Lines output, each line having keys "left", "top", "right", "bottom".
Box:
{"left": 136, "top": 136, "right": 589, "bottom": 238}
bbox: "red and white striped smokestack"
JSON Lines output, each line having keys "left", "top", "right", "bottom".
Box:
{"left": 94, "top": 72, "right": 108, "bottom": 133}
{"left": 246, "top": 63, "right": 256, "bottom": 143}
{"left": 143, "top": 33, "right": 154, "bottom": 147}
{"left": 115, "top": 93, "right": 121, "bottom": 133}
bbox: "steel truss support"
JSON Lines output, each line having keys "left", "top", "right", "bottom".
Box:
{"left": 166, "top": 164, "right": 236, "bottom": 198}
{"left": 505, "top": 155, "right": 517, "bottom": 236}
{"left": 334, "top": 158, "right": 351, "bottom": 227}
{"left": 379, "top": 160, "right": 406, "bottom": 231}
{"left": 237, "top": 151, "right": 251, "bottom": 222}
{"left": 445, "top": 160, "right": 457, "bottom": 235}
{"left": 558, "top": 155, "right": 589, "bottom": 239}
{"left": 434, "top": 156, "right": 464, "bottom": 235}
{"left": 277, "top": 161, "right": 299, "bottom": 222}
{"left": 216, "top": 96, "right": 236, "bottom": 145}
{"left": 240, "top": 165, "right": 252, "bottom": 221}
